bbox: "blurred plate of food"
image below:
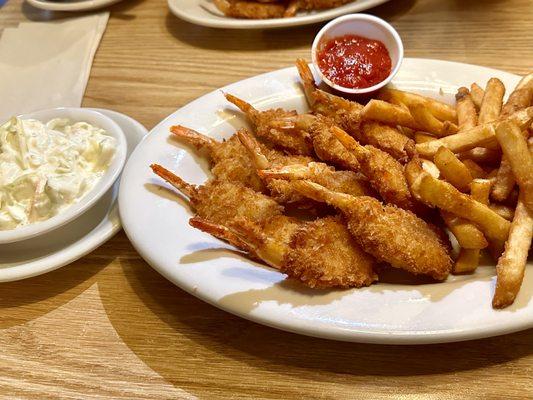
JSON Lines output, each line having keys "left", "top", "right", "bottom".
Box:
{"left": 26, "top": 0, "right": 123, "bottom": 12}
{"left": 119, "top": 58, "right": 533, "bottom": 344}
{"left": 168, "top": 0, "right": 391, "bottom": 29}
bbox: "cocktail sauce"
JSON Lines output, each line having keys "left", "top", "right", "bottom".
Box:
{"left": 316, "top": 34, "right": 392, "bottom": 89}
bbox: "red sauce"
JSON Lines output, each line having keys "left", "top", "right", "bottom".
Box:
{"left": 317, "top": 34, "right": 392, "bottom": 89}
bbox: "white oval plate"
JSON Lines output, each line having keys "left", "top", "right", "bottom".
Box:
{"left": 26, "top": 0, "right": 123, "bottom": 12}
{"left": 119, "top": 59, "right": 533, "bottom": 344}
{"left": 168, "top": 0, "right": 391, "bottom": 29}
{"left": 0, "top": 109, "right": 147, "bottom": 282}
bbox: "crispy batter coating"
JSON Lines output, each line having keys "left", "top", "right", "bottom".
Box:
{"left": 296, "top": 59, "right": 363, "bottom": 137}
{"left": 360, "top": 122, "right": 416, "bottom": 162}
{"left": 282, "top": 216, "right": 377, "bottom": 288}
{"left": 171, "top": 126, "right": 265, "bottom": 192}
{"left": 190, "top": 214, "right": 378, "bottom": 289}
{"left": 292, "top": 181, "right": 452, "bottom": 280}
{"left": 193, "top": 180, "right": 283, "bottom": 224}
{"left": 214, "top": 0, "right": 286, "bottom": 19}
{"left": 151, "top": 164, "right": 283, "bottom": 225}
{"left": 360, "top": 145, "right": 417, "bottom": 212}
{"left": 225, "top": 93, "right": 314, "bottom": 155}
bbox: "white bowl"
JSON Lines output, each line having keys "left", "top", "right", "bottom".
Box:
{"left": 0, "top": 108, "right": 127, "bottom": 244}
{"left": 311, "top": 14, "right": 404, "bottom": 95}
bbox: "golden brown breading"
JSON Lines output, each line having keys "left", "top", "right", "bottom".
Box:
{"left": 189, "top": 214, "right": 378, "bottom": 289}
{"left": 360, "top": 122, "right": 416, "bottom": 162}
{"left": 171, "top": 126, "right": 265, "bottom": 192}
{"left": 282, "top": 216, "right": 377, "bottom": 288}
{"left": 296, "top": 58, "right": 363, "bottom": 137}
{"left": 359, "top": 145, "right": 417, "bottom": 212}
{"left": 259, "top": 161, "right": 374, "bottom": 200}
{"left": 225, "top": 93, "right": 314, "bottom": 155}
{"left": 331, "top": 126, "right": 420, "bottom": 213}
{"left": 214, "top": 0, "right": 286, "bottom": 19}
{"left": 151, "top": 164, "right": 283, "bottom": 226}
{"left": 292, "top": 181, "right": 452, "bottom": 280}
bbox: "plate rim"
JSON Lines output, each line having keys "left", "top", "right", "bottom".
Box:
{"left": 119, "top": 58, "right": 533, "bottom": 344}
{"left": 167, "top": 0, "right": 391, "bottom": 29}
{"left": 26, "top": 0, "right": 123, "bottom": 12}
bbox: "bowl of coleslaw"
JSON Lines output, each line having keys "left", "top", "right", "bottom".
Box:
{"left": 0, "top": 108, "right": 127, "bottom": 244}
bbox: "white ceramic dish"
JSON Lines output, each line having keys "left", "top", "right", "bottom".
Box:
{"left": 119, "top": 59, "right": 533, "bottom": 344}
{"left": 0, "top": 108, "right": 127, "bottom": 244}
{"left": 168, "top": 0, "right": 391, "bottom": 29}
{"left": 311, "top": 14, "right": 403, "bottom": 94}
{"left": 0, "top": 109, "right": 147, "bottom": 282}
{"left": 26, "top": 0, "right": 123, "bottom": 12}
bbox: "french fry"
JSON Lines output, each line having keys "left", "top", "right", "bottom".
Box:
{"left": 361, "top": 100, "right": 419, "bottom": 130}
{"left": 490, "top": 203, "right": 515, "bottom": 221}
{"left": 434, "top": 146, "right": 473, "bottom": 192}
{"left": 415, "top": 131, "right": 436, "bottom": 144}
{"left": 441, "top": 212, "right": 488, "bottom": 249}
{"left": 454, "top": 248, "right": 481, "bottom": 274}
{"left": 415, "top": 106, "right": 533, "bottom": 157}
{"left": 410, "top": 103, "right": 458, "bottom": 137}
{"left": 463, "top": 159, "right": 487, "bottom": 179}
{"left": 455, "top": 87, "right": 478, "bottom": 129}
{"left": 490, "top": 74, "right": 533, "bottom": 201}
{"left": 416, "top": 123, "right": 496, "bottom": 157}
{"left": 408, "top": 169, "right": 511, "bottom": 241}
{"left": 492, "top": 196, "right": 533, "bottom": 308}
{"left": 478, "top": 78, "right": 505, "bottom": 124}
{"left": 377, "top": 88, "right": 457, "bottom": 122}
{"left": 458, "top": 147, "right": 500, "bottom": 165}
{"left": 470, "top": 83, "right": 485, "bottom": 110}
{"left": 495, "top": 121, "right": 533, "bottom": 213}
{"left": 453, "top": 179, "right": 492, "bottom": 273}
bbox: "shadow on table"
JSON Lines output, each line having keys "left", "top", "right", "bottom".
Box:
{"left": 164, "top": 0, "right": 416, "bottom": 51}
{"left": 0, "top": 255, "right": 111, "bottom": 329}
{"left": 98, "top": 257, "right": 532, "bottom": 390}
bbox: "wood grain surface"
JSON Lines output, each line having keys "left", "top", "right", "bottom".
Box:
{"left": 1, "top": 0, "right": 533, "bottom": 398}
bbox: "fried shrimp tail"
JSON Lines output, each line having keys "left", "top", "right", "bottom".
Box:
{"left": 151, "top": 164, "right": 198, "bottom": 198}
{"left": 170, "top": 125, "right": 217, "bottom": 152}
{"left": 225, "top": 92, "right": 313, "bottom": 155}
{"left": 189, "top": 217, "right": 258, "bottom": 259}
{"left": 292, "top": 180, "right": 452, "bottom": 280}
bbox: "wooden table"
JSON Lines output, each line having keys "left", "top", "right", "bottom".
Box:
{"left": 1, "top": 0, "right": 533, "bottom": 398}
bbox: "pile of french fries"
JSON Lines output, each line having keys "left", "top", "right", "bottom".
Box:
{"left": 363, "top": 74, "right": 533, "bottom": 308}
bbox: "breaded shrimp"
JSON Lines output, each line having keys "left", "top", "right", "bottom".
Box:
{"left": 331, "top": 126, "right": 419, "bottom": 212}
{"left": 283, "top": 215, "right": 377, "bottom": 288}
{"left": 214, "top": 0, "right": 286, "bottom": 19}
{"left": 190, "top": 215, "right": 377, "bottom": 288}
{"left": 359, "top": 121, "right": 416, "bottom": 162}
{"left": 292, "top": 180, "right": 452, "bottom": 280}
{"left": 237, "top": 128, "right": 372, "bottom": 204}
{"left": 170, "top": 125, "right": 265, "bottom": 192}
{"left": 224, "top": 93, "right": 314, "bottom": 155}
{"left": 296, "top": 58, "right": 363, "bottom": 137}
{"left": 151, "top": 164, "right": 282, "bottom": 225}
{"left": 296, "top": 59, "right": 415, "bottom": 161}
{"left": 258, "top": 162, "right": 374, "bottom": 199}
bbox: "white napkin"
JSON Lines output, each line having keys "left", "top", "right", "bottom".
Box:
{"left": 0, "top": 13, "right": 109, "bottom": 122}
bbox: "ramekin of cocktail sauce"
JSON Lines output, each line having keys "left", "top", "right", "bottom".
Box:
{"left": 312, "top": 14, "right": 403, "bottom": 95}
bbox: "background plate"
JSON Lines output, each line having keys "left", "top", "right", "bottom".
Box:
{"left": 119, "top": 58, "right": 533, "bottom": 344}
{"left": 168, "top": 0, "right": 390, "bottom": 29}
